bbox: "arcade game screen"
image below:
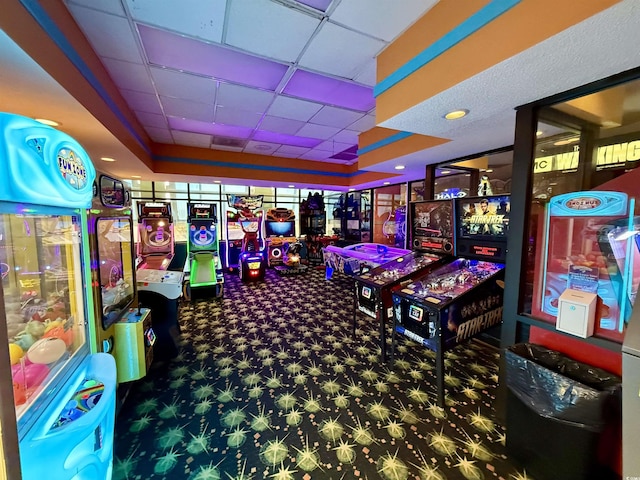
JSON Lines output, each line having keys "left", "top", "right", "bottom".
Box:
{"left": 189, "top": 219, "right": 217, "bottom": 251}
{"left": 410, "top": 200, "right": 453, "bottom": 253}
{"left": 457, "top": 195, "right": 510, "bottom": 238}
{"left": 265, "top": 220, "right": 295, "bottom": 237}
{"left": 97, "top": 218, "right": 135, "bottom": 329}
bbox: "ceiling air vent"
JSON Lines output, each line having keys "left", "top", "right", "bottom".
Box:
{"left": 212, "top": 136, "right": 247, "bottom": 149}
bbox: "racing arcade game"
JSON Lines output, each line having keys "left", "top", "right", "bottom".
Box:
{"left": 265, "top": 207, "right": 307, "bottom": 276}
{"left": 136, "top": 201, "right": 174, "bottom": 271}
{"left": 184, "top": 202, "right": 224, "bottom": 298}
{"left": 392, "top": 194, "right": 510, "bottom": 406}
{"left": 354, "top": 199, "right": 455, "bottom": 360}
{"left": 226, "top": 195, "right": 266, "bottom": 281}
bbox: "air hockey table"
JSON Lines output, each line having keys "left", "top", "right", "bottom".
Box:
{"left": 323, "top": 243, "right": 410, "bottom": 279}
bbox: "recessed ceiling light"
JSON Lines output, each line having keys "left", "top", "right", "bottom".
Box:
{"left": 440, "top": 170, "right": 451, "bottom": 174}
{"left": 131, "top": 175, "right": 141, "bottom": 179}
{"left": 34, "top": 118, "right": 60, "bottom": 127}
{"left": 394, "top": 165, "right": 405, "bottom": 170}
{"left": 553, "top": 137, "right": 580, "bottom": 146}
{"left": 444, "top": 109, "right": 469, "bottom": 120}
{"left": 255, "top": 144, "right": 271, "bottom": 151}
{"left": 348, "top": 188, "right": 355, "bottom": 192}
{"left": 536, "top": 130, "right": 544, "bottom": 136}
{"left": 383, "top": 182, "right": 390, "bottom": 185}
{"left": 288, "top": 185, "right": 295, "bottom": 188}
{"left": 100, "top": 157, "right": 116, "bottom": 162}
{"left": 485, "top": 169, "right": 493, "bottom": 173}
{"left": 214, "top": 180, "right": 221, "bottom": 184}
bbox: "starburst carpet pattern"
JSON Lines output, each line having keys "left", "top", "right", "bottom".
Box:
{"left": 113, "top": 267, "right": 531, "bottom": 480}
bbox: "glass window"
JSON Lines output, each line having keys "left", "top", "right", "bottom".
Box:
{"left": 520, "top": 77, "right": 640, "bottom": 344}
{"left": 410, "top": 181, "right": 425, "bottom": 202}
{"left": 1, "top": 211, "right": 88, "bottom": 433}
{"left": 154, "top": 181, "right": 188, "bottom": 193}
{"left": 373, "top": 185, "right": 404, "bottom": 246}
{"left": 222, "top": 184, "right": 249, "bottom": 195}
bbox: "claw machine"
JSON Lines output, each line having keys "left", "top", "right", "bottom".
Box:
{"left": 0, "top": 113, "right": 116, "bottom": 480}
{"left": 392, "top": 194, "right": 510, "bottom": 406}
{"left": 353, "top": 199, "right": 455, "bottom": 360}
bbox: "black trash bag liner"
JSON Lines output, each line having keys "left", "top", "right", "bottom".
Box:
{"left": 505, "top": 343, "right": 621, "bottom": 432}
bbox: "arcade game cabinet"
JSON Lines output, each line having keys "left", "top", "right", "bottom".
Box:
{"left": 323, "top": 242, "right": 410, "bottom": 279}
{"left": 183, "top": 202, "right": 224, "bottom": 298}
{"left": 354, "top": 199, "right": 455, "bottom": 359}
{"left": 532, "top": 191, "right": 639, "bottom": 342}
{"left": 265, "top": 207, "right": 307, "bottom": 276}
{"left": 0, "top": 113, "right": 116, "bottom": 480}
{"left": 136, "top": 201, "right": 174, "bottom": 271}
{"left": 226, "top": 195, "right": 266, "bottom": 281}
{"left": 90, "top": 173, "right": 153, "bottom": 383}
{"left": 392, "top": 194, "right": 510, "bottom": 406}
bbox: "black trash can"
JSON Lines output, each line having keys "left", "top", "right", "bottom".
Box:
{"left": 504, "top": 343, "right": 621, "bottom": 480}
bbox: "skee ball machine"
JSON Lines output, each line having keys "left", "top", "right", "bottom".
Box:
{"left": 392, "top": 194, "right": 510, "bottom": 406}
{"left": 136, "top": 201, "right": 174, "bottom": 271}
{"left": 354, "top": 199, "right": 455, "bottom": 360}
{"left": 0, "top": 113, "right": 116, "bottom": 480}
{"left": 184, "top": 202, "right": 224, "bottom": 298}
{"left": 532, "top": 191, "right": 638, "bottom": 342}
{"left": 89, "top": 173, "right": 153, "bottom": 383}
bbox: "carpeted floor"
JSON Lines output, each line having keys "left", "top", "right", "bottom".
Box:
{"left": 113, "top": 267, "right": 531, "bottom": 480}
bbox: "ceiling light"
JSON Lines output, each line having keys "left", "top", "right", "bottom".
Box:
{"left": 394, "top": 165, "right": 405, "bottom": 170}
{"left": 536, "top": 130, "right": 544, "bottom": 136}
{"left": 34, "top": 118, "right": 60, "bottom": 127}
{"left": 440, "top": 170, "right": 451, "bottom": 174}
{"left": 383, "top": 182, "right": 390, "bottom": 185}
{"left": 214, "top": 180, "right": 221, "bottom": 184}
{"left": 131, "top": 175, "right": 141, "bottom": 179}
{"left": 288, "top": 185, "right": 295, "bottom": 188}
{"left": 553, "top": 137, "right": 580, "bottom": 146}
{"left": 348, "top": 188, "right": 355, "bottom": 192}
{"left": 100, "top": 157, "right": 116, "bottom": 162}
{"left": 444, "top": 109, "right": 469, "bottom": 120}
{"left": 485, "top": 169, "right": 493, "bottom": 173}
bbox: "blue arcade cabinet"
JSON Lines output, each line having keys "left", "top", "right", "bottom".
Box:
{"left": 0, "top": 113, "right": 116, "bottom": 480}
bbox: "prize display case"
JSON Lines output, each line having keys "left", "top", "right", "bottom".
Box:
{"left": 0, "top": 113, "right": 116, "bottom": 479}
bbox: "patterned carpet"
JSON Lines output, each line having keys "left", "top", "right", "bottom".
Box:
{"left": 113, "top": 267, "right": 531, "bottom": 480}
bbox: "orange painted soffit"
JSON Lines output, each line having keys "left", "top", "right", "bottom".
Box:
{"left": 358, "top": 129, "right": 450, "bottom": 169}
{"left": 376, "top": 0, "right": 620, "bottom": 124}
{"left": 0, "top": 0, "right": 153, "bottom": 168}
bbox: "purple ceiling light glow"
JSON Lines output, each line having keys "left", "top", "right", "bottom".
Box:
{"left": 283, "top": 70, "right": 375, "bottom": 112}
{"left": 253, "top": 130, "right": 323, "bottom": 148}
{"left": 296, "top": 0, "right": 332, "bottom": 12}
{"left": 139, "top": 24, "right": 288, "bottom": 91}
{"left": 168, "top": 117, "right": 253, "bottom": 139}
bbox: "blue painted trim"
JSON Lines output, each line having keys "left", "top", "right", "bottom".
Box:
{"left": 20, "top": 0, "right": 151, "bottom": 154}
{"left": 374, "top": 0, "right": 521, "bottom": 97}
{"left": 357, "top": 131, "right": 413, "bottom": 155}
{"left": 154, "top": 155, "right": 374, "bottom": 179}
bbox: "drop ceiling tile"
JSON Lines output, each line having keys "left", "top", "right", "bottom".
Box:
{"left": 125, "top": 0, "right": 226, "bottom": 43}
{"left": 276, "top": 145, "right": 311, "bottom": 156}
{"left": 299, "top": 150, "right": 330, "bottom": 161}
{"left": 245, "top": 141, "right": 281, "bottom": 154}
{"left": 150, "top": 67, "right": 217, "bottom": 104}
{"left": 135, "top": 111, "right": 167, "bottom": 129}
{"left": 168, "top": 117, "right": 255, "bottom": 139}
{"left": 171, "top": 130, "right": 212, "bottom": 148}
{"left": 347, "top": 114, "right": 376, "bottom": 132}
{"left": 315, "top": 140, "right": 352, "bottom": 152}
{"left": 332, "top": 129, "right": 360, "bottom": 145}
{"left": 160, "top": 96, "right": 214, "bottom": 122}
{"left": 102, "top": 58, "right": 155, "bottom": 94}
{"left": 214, "top": 106, "right": 263, "bottom": 129}
{"left": 253, "top": 130, "right": 322, "bottom": 148}
{"left": 226, "top": 0, "right": 320, "bottom": 63}
{"left": 296, "top": 0, "right": 332, "bottom": 12}
{"left": 331, "top": 0, "right": 437, "bottom": 42}
{"left": 259, "top": 116, "right": 305, "bottom": 135}
{"left": 283, "top": 69, "right": 374, "bottom": 111}
{"left": 276, "top": 152, "right": 302, "bottom": 158}
{"left": 353, "top": 58, "right": 377, "bottom": 87}
{"left": 268, "top": 96, "right": 323, "bottom": 122}
{"left": 211, "top": 144, "right": 244, "bottom": 152}
{"left": 139, "top": 25, "right": 288, "bottom": 90}
{"left": 144, "top": 126, "right": 173, "bottom": 143}
{"left": 120, "top": 90, "right": 163, "bottom": 115}
{"left": 65, "top": 0, "right": 125, "bottom": 17}
{"left": 309, "top": 106, "right": 364, "bottom": 129}
{"left": 298, "top": 22, "right": 385, "bottom": 79}
{"left": 217, "top": 83, "right": 275, "bottom": 111}
{"left": 296, "top": 123, "right": 341, "bottom": 140}
{"left": 67, "top": 5, "right": 143, "bottom": 63}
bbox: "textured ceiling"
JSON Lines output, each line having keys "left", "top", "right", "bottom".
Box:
{"left": 64, "top": 0, "right": 437, "bottom": 166}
